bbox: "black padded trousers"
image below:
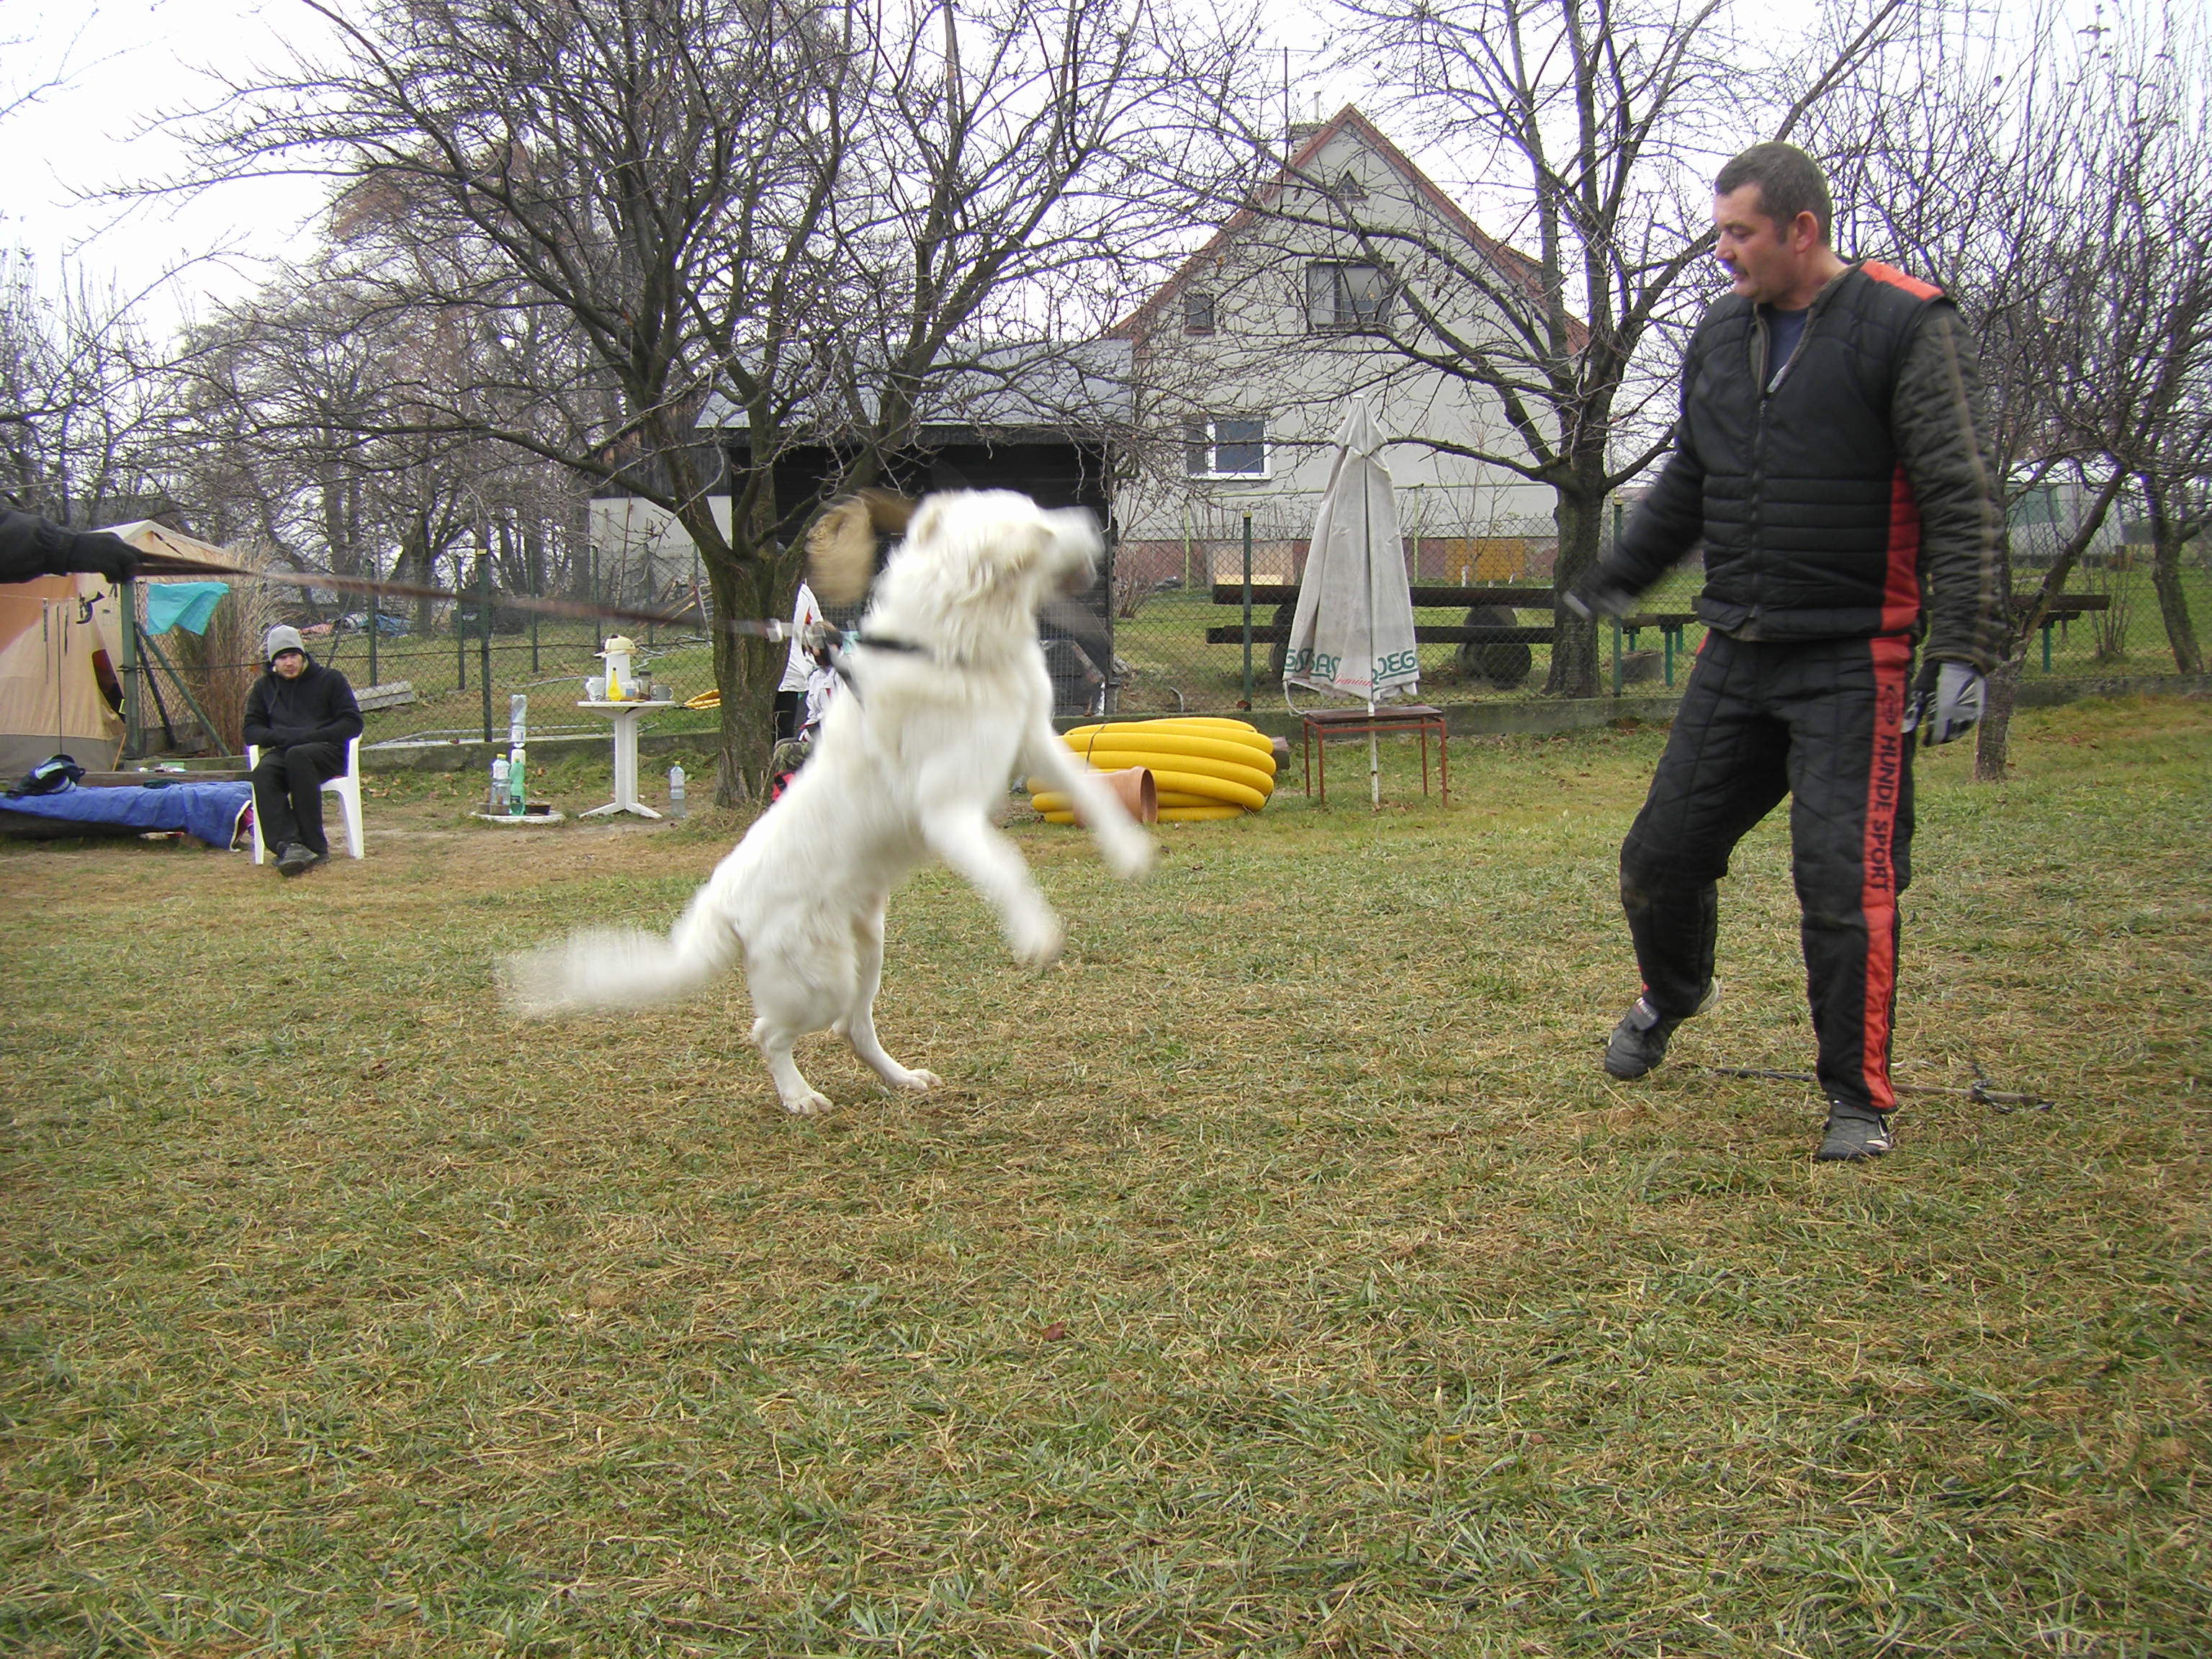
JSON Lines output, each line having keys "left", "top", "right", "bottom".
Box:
{"left": 251, "top": 741, "right": 345, "bottom": 858}
{"left": 1618, "top": 631, "right": 1916, "bottom": 1114}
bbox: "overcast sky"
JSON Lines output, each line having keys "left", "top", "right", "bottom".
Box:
{"left": 0, "top": 0, "right": 2137, "bottom": 341}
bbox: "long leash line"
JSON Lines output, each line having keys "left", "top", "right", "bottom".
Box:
{"left": 127, "top": 551, "right": 797, "bottom": 644}
{"left": 1704, "top": 1064, "right": 2055, "bottom": 1112}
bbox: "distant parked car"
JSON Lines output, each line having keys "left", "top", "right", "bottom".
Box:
{"left": 341, "top": 611, "right": 410, "bottom": 637}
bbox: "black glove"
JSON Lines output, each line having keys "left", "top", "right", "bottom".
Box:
{"left": 1563, "top": 579, "right": 1636, "bottom": 622}
{"left": 1903, "top": 659, "right": 1986, "bottom": 746}
{"left": 69, "top": 529, "right": 140, "bottom": 581}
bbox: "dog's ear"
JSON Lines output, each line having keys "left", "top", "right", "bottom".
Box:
{"left": 806, "top": 490, "right": 914, "bottom": 606}
{"left": 905, "top": 496, "right": 944, "bottom": 551}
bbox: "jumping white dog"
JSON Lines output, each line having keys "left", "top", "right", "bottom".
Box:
{"left": 502, "top": 490, "right": 1154, "bottom": 1113}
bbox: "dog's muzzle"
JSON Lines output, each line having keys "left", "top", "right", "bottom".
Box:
{"left": 1047, "top": 508, "right": 1105, "bottom": 593}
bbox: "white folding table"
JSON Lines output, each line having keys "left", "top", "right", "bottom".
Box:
{"left": 576, "top": 699, "right": 676, "bottom": 818}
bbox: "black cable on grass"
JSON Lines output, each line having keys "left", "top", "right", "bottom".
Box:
{"left": 1704, "top": 1066, "right": 2055, "bottom": 1111}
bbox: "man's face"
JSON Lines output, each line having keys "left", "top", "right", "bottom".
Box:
{"left": 273, "top": 649, "right": 307, "bottom": 679}
{"left": 1713, "top": 184, "right": 1812, "bottom": 305}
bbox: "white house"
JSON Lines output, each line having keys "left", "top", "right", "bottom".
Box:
{"left": 1109, "top": 106, "right": 1559, "bottom": 588}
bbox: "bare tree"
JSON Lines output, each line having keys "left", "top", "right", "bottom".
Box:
{"left": 1245, "top": 0, "right": 1917, "bottom": 695}
{"left": 179, "top": 0, "right": 1249, "bottom": 796}
{"left": 0, "top": 249, "right": 173, "bottom": 526}
{"left": 1813, "top": 0, "right": 2210, "bottom": 775}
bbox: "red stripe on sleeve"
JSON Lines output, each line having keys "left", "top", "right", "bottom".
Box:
{"left": 1882, "top": 467, "right": 1923, "bottom": 633}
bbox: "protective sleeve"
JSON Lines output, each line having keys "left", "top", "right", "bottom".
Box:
{"left": 1596, "top": 438, "right": 1707, "bottom": 599}
{"left": 1892, "top": 304, "right": 2011, "bottom": 671}
{"left": 0, "top": 508, "right": 140, "bottom": 583}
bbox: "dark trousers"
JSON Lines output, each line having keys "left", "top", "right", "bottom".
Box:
{"left": 1619, "top": 631, "right": 1916, "bottom": 1114}
{"left": 251, "top": 742, "right": 344, "bottom": 857}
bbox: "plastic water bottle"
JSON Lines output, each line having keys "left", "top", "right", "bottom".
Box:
{"left": 668, "top": 764, "right": 687, "bottom": 819}
{"left": 508, "top": 747, "right": 527, "bottom": 814}
{"left": 489, "top": 756, "right": 509, "bottom": 812}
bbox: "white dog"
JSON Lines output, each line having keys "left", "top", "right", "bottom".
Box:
{"left": 502, "top": 490, "right": 1154, "bottom": 1113}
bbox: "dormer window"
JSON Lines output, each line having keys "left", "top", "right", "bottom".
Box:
{"left": 1183, "top": 291, "right": 1217, "bottom": 334}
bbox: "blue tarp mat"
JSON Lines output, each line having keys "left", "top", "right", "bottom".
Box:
{"left": 143, "top": 581, "right": 230, "bottom": 637}
{"left": 1, "top": 781, "right": 252, "bottom": 848}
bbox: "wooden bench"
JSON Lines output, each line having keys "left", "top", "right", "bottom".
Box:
{"left": 2017, "top": 592, "right": 2110, "bottom": 671}
{"left": 1205, "top": 583, "right": 1559, "bottom": 647}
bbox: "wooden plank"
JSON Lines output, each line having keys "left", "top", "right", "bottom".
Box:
{"left": 354, "top": 680, "right": 418, "bottom": 711}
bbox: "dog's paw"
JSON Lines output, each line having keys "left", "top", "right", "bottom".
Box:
{"left": 781, "top": 1089, "right": 835, "bottom": 1115}
{"left": 1007, "top": 912, "right": 1065, "bottom": 968}
{"left": 1103, "top": 828, "right": 1155, "bottom": 881}
{"left": 886, "top": 1067, "right": 942, "bottom": 1094}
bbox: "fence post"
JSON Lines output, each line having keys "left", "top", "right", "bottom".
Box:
{"left": 1241, "top": 513, "right": 1254, "bottom": 708}
{"left": 120, "top": 579, "right": 142, "bottom": 760}
{"left": 367, "top": 585, "right": 380, "bottom": 686}
{"left": 479, "top": 562, "right": 495, "bottom": 744}
{"left": 1611, "top": 618, "right": 1623, "bottom": 696}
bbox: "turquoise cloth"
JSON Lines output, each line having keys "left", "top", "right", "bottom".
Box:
{"left": 144, "top": 582, "right": 229, "bottom": 636}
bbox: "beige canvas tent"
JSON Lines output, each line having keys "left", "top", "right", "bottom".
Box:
{"left": 0, "top": 568, "right": 126, "bottom": 777}
{"left": 0, "top": 523, "right": 241, "bottom": 776}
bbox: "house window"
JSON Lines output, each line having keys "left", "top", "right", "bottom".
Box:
{"left": 1306, "top": 261, "right": 1391, "bottom": 331}
{"left": 1184, "top": 415, "right": 1269, "bottom": 478}
{"left": 1335, "top": 170, "right": 1367, "bottom": 202}
{"left": 1184, "top": 291, "right": 1216, "bottom": 333}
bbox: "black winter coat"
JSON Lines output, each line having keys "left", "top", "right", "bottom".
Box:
{"left": 1597, "top": 262, "right": 2009, "bottom": 670}
{"left": 243, "top": 659, "right": 363, "bottom": 752}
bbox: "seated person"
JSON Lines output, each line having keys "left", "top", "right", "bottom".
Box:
{"left": 243, "top": 624, "right": 363, "bottom": 876}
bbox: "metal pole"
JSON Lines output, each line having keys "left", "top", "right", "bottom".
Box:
{"left": 118, "top": 579, "right": 141, "bottom": 760}
{"left": 367, "top": 584, "right": 380, "bottom": 687}
{"left": 479, "top": 562, "right": 495, "bottom": 744}
{"left": 1241, "top": 513, "right": 1254, "bottom": 708}
{"left": 1611, "top": 618, "right": 1623, "bottom": 696}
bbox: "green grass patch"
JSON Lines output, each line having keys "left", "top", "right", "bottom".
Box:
{"left": 3, "top": 697, "right": 2207, "bottom": 1655}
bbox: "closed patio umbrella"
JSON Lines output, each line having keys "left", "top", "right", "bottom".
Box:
{"left": 1282, "top": 401, "right": 1419, "bottom": 805}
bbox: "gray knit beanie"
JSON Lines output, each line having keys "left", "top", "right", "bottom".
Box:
{"left": 264, "top": 624, "right": 307, "bottom": 662}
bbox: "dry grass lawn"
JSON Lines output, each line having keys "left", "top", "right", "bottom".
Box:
{"left": 3, "top": 696, "right": 2207, "bottom": 1656}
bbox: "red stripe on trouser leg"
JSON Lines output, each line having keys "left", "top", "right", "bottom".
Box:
{"left": 1858, "top": 637, "right": 1914, "bottom": 1110}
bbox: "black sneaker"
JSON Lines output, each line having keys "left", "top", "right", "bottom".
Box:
{"left": 276, "top": 841, "right": 315, "bottom": 878}
{"left": 1602, "top": 981, "right": 1719, "bottom": 1079}
{"left": 1816, "top": 1105, "right": 1896, "bottom": 1162}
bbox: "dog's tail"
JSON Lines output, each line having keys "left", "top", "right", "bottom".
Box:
{"left": 500, "top": 902, "right": 739, "bottom": 1017}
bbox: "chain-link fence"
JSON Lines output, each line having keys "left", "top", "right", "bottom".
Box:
{"left": 120, "top": 516, "right": 2206, "bottom": 761}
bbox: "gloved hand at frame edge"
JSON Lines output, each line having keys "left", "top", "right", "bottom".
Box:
{"left": 1903, "top": 658, "right": 1986, "bottom": 746}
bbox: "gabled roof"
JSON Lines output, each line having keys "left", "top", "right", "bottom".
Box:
{"left": 1107, "top": 104, "right": 1560, "bottom": 343}
{"left": 694, "top": 340, "right": 1134, "bottom": 436}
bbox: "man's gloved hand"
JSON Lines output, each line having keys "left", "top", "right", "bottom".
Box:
{"left": 68, "top": 529, "right": 140, "bottom": 582}
{"left": 1904, "top": 659, "right": 1986, "bottom": 746}
{"left": 1563, "top": 579, "right": 1637, "bottom": 623}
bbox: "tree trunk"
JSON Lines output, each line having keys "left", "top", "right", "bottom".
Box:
{"left": 705, "top": 551, "right": 783, "bottom": 806}
{"left": 1545, "top": 476, "right": 1604, "bottom": 698}
{"left": 2149, "top": 528, "right": 2204, "bottom": 674}
{"left": 1972, "top": 652, "right": 2020, "bottom": 781}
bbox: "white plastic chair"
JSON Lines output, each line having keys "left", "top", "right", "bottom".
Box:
{"left": 248, "top": 735, "right": 364, "bottom": 862}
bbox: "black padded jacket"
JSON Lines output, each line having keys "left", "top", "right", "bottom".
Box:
{"left": 1594, "top": 262, "right": 2009, "bottom": 670}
